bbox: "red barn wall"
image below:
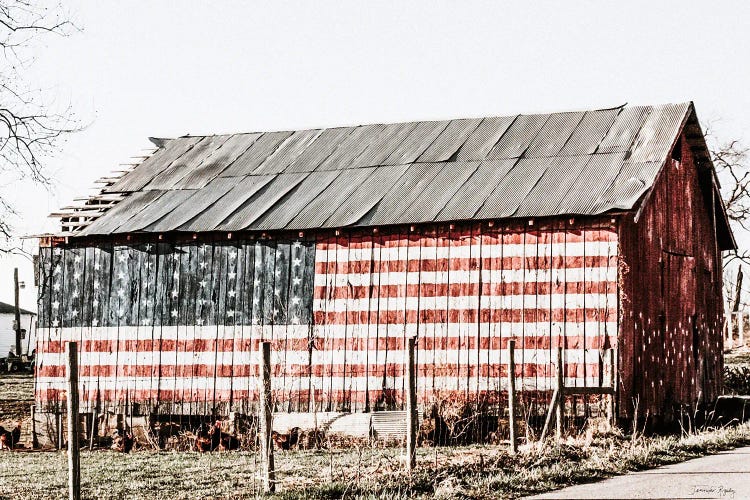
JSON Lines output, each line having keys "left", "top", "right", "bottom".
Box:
{"left": 618, "top": 133, "right": 724, "bottom": 420}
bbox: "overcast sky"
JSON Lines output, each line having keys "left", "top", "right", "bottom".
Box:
{"left": 2, "top": 0, "right": 750, "bottom": 310}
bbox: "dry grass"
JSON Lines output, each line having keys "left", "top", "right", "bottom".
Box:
{"left": 0, "top": 421, "right": 749, "bottom": 499}
{"left": 0, "top": 374, "right": 33, "bottom": 402}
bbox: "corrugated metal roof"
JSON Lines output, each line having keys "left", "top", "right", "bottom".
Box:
{"left": 64, "top": 102, "right": 713, "bottom": 237}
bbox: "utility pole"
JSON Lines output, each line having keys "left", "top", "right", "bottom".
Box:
{"left": 14, "top": 268, "right": 22, "bottom": 356}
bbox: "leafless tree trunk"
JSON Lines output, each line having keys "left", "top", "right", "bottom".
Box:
{"left": 0, "top": 1, "right": 77, "bottom": 245}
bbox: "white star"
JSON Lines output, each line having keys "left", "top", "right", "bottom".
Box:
{"left": 198, "top": 299, "right": 205, "bottom": 306}
{"left": 117, "top": 308, "right": 124, "bottom": 318}
{"left": 197, "top": 318, "right": 204, "bottom": 326}
{"left": 142, "top": 318, "right": 152, "bottom": 326}
{"left": 228, "top": 272, "right": 236, "bottom": 280}
{"left": 293, "top": 258, "right": 301, "bottom": 267}
{"left": 199, "top": 280, "right": 207, "bottom": 288}
{"left": 253, "top": 297, "right": 259, "bottom": 305}
{"left": 274, "top": 288, "right": 280, "bottom": 296}
{"left": 93, "top": 299, "right": 99, "bottom": 307}
{"left": 145, "top": 299, "right": 152, "bottom": 307}
{"left": 227, "top": 310, "right": 235, "bottom": 318}
{"left": 118, "top": 253, "right": 127, "bottom": 262}
{"left": 94, "top": 263, "right": 100, "bottom": 271}
{"left": 52, "top": 319, "right": 59, "bottom": 327}
{"left": 74, "top": 272, "right": 81, "bottom": 281}
{"left": 275, "top": 268, "right": 281, "bottom": 277}
{"left": 252, "top": 318, "right": 259, "bottom": 325}
{"left": 71, "top": 309, "right": 78, "bottom": 318}
{"left": 52, "top": 300, "right": 60, "bottom": 309}
{"left": 53, "top": 266, "right": 61, "bottom": 275}
{"left": 254, "top": 279, "right": 260, "bottom": 287}
{"left": 173, "top": 254, "right": 180, "bottom": 261}
{"left": 272, "top": 308, "right": 278, "bottom": 317}
{"left": 171, "top": 289, "right": 178, "bottom": 298}
{"left": 292, "top": 277, "right": 301, "bottom": 286}
{"left": 255, "top": 260, "right": 261, "bottom": 268}
{"left": 117, "top": 289, "right": 124, "bottom": 297}
{"left": 228, "top": 290, "right": 236, "bottom": 298}
{"left": 118, "top": 272, "right": 126, "bottom": 281}
{"left": 199, "top": 261, "right": 207, "bottom": 269}
{"left": 72, "top": 289, "right": 79, "bottom": 298}
{"left": 92, "top": 319, "right": 99, "bottom": 327}
{"left": 145, "top": 244, "right": 153, "bottom": 252}
{"left": 293, "top": 241, "right": 301, "bottom": 248}
{"left": 229, "top": 251, "right": 237, "bottom": 260}
{"left": 93, "top": 281, "right": 100, "bottom": 290}
{"left": 291, "top": 297, "right": 301, "bottom": 306}
{"left": 74, "top": 255, "right": 81, "bottom": 263}
{"left": 291, "top": 316, "right": 300, "bottom": 325}
{"left": 54, "top": 247, "right": 62, "bottom": 256}
{"left": 173, "top": 270, "right": 180, "bottom": 279}
{"left": 171, "top": 309, "right": 178, "bottom": 317}
{"left": 53, "top": 283, "right": 61, "bottom": 292}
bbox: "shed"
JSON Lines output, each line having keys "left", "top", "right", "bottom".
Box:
{"left": 35, "top": 102, "right": 734, "bottom": 430}
{"left": 0, "top": 301, "right": 35, "bottom": 358}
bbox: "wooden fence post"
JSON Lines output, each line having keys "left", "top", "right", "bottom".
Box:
{"left": 740, "top": 312, "right": 746, "bottom": 347}
{"left": 66, "top": 342, "right": 81, "bottom": 500}
{"left": 406, "top": 336, "right": 417, "bottom": 471}
{"left": 555, "top": 346, "right": 564, "bottom": 441}
{"left": 259, "top": 342, "right": 275, "bottom": 493}
{"left": 30, "top": 404, "right": 39, "bottom": 449}
{"left": 607, "top": 349, "right": 616, "bottom": 427}
{"left": 507, "top": 339, "right": 517, "bottom": 454}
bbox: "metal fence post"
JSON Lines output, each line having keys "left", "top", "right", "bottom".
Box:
{"left": 507, "top": 339, "right": 517, "bottom": 454}
{"left": 406, "top": 336, "right": 417, "bottom": 471}
{"left": 66, "top": 342, "right": 81, "bottom": 500}
{"left": 555, "top": 346, "right": 564, "bottom": 441}
{"left": 259, "top": 342, "right": 275, "bottom": 493}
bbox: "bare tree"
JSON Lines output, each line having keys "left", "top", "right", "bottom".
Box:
{"left": 0, "top": 1, "right": 76, "bottom": 244}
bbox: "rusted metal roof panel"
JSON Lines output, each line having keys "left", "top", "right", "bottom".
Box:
{"left": 249, "top": 170, "right": 340, "bottom": 230}
{"left": 417, "top": 118, "right": 482, "bottom": 162}
{"left": 316, "top": 124, "right": 385, "bottom": 171}
{"left": 172, "top": 133, "right": 261, "bottom": 189}
{"left": 285, "top": 127, "right": 354, "bottom": 173}
{"left": 383, "top": 120, "right": 450, "bottom": 165}
{"left": 81, "top": 190, "right": 166, "bottom": 235}
{"left": 180, "top": 174, "right": 276, "bottom": 231}
{"left": 596, "top": 105, "right": 652, "bottom": 154}
{"left": 557, "top": 108, "right": 620, "bottom": 156}
{"left": 349, "top": 122, "right": 418, "bottom": 168}
{"left": 217, "top": 172, "right": 310, "bottom": 230}
{"left": 147, "top": 177, "right": 241, "bottom": 231}
{"left": 143, "top": 135, "right": 232, "bottom": 190}
{"left": 455, "top": 116, "right": 516, "bottom": 161}
{"left": 523, "top": 112, "right": 584, "bottom": 158}
{"left": 290, "top": 167, "right": 376, "bottom": 229}
{"left": 553, "top": 152, "right": 628, "bottom": 215}
{"left": 397, "top": 161, "right": 480, "bottom": 224}
{"left": 475, "top": 157, "right": 549, "bottom": 219}
{"left": 436, "top": 159, "right": 518, "bottom": 221}
{"left": 486, "top": 113, "right": 551, "bottom": 159}
{"left": 115, "top": 190, "right": 198, "bottom": 232}
{"left": 627, "top": 103, "right": 690, "bottom": 163}
{"left": 323, "top": 164, "right": 410, "bottom": 227}
{"left": 252, "top": 129, "right": 323, "bottom": 175}
{"left": 106, "top": 136, "right": 201, "bottom": 193}
{"left": 362, "top": 163, "right": 446, "bottom": 226}
{"left": 513, "top": 156, "right": 591, "bottom": 217}
{"left": 219, "top": 131, "right": 294, "bottom": 177}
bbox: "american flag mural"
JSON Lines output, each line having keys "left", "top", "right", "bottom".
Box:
{"left": 36, "top": 221, "right": 618, "bottom": 414}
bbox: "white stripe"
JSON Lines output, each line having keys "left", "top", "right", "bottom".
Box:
{"left": 314, "top": 267, "right": 618, "bottom": 287}
{"left": 315, "top": 241, "right": 618, "bottom": 263}
{"left": 313, "top": 294, "right": 617, "bottom": 313}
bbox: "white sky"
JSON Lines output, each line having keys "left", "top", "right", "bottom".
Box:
{"left": 2, "top": 0, "right": 750, "bottom": 310}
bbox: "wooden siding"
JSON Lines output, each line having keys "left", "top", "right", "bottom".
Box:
{"left": 618, "top": 133, "right": 724, "bottom": 420}
{"left": 35, "top": 220, "right": 619, "bottom": 416}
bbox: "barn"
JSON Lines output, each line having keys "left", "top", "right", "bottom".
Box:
{"left": 34, "top": 102, "right": 734, "bottom": 439}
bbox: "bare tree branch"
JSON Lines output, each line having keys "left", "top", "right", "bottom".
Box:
{"left": 0, "top": 0, "right": 78, "bottom": 250}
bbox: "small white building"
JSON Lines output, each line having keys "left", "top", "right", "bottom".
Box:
{"left": 0, "top": 302, "right": 36, "bottom": 357}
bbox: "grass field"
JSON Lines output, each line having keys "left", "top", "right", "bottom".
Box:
{"left": 0, "top": 422, "right": 749, "bottom": 499}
